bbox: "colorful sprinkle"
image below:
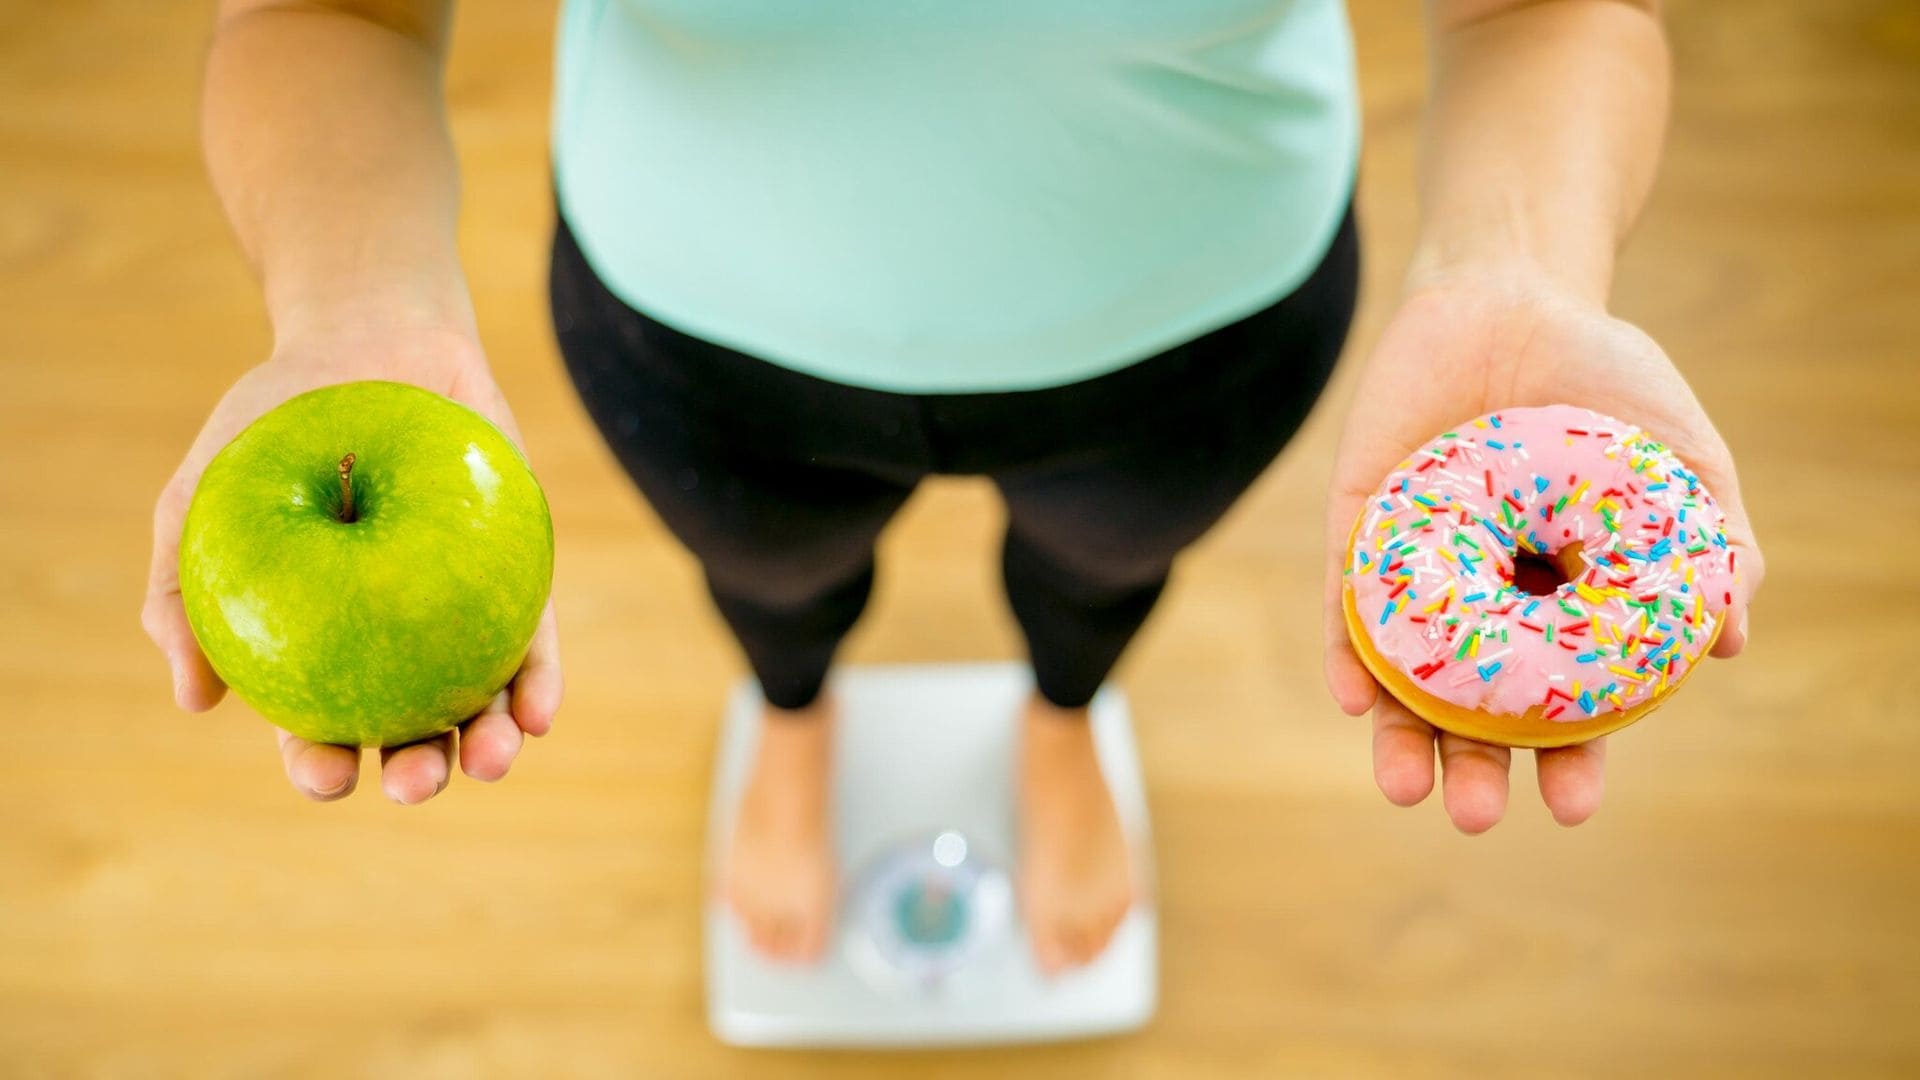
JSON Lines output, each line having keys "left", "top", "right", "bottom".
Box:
{"left": 1344, "top": 405, "right": 1737, "bottom": 725}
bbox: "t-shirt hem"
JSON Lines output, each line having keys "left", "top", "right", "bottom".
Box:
{"left": 553, "top": 165, "right": 1358, "bottom": 397}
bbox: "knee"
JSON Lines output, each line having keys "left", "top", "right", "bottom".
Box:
{"left": 1003, "top": 524, "right": 1173, "bottom": 598}
{"left": 703, "top": 532, "right": 875, "bottom": 612}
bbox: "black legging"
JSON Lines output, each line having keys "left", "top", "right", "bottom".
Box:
{"left": 550, "top": 204, "right": 1359, "bottom": 710}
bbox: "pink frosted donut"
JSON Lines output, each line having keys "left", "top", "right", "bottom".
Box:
{"left": 1341, "top": 404, "right": 1739, "bottom": 748}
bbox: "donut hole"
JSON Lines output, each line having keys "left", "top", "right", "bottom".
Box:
{"left": 1511, "top": 551, "right": 1574, "bottom": 596}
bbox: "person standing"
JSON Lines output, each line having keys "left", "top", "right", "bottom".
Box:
{"left": 145, "top": 0, "right": 1762, "bottom": 974}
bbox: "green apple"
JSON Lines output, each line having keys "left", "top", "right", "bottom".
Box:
{"left": 179, "top": 380, "right": 554, "bottom": 748}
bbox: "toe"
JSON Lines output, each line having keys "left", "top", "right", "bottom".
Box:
{"left": 772, "top": 913, "right": 810, "bottom": 962}
{"left": 1025, "top": 902, "right": 1066, "bottom": 974}
{"left": 762, "top": 914, "right": 792, "bottom": 960}
{"left": 795, "top": 915, "right": 829, "bottom": 962}
{"left": 1099, "top": 896, "right": 1132, "bottom": 946}
{"left": 1033, "top": 932, "right": 1065, "bottom": 975}
{"left": 1061, "top": 920, "right": 1096, "bottom": 968}
{"left": 744, "top": 909, "right": 778, "bottom": 956}
{"left": 794, "top": 882, "right": 834, "bottom": 962}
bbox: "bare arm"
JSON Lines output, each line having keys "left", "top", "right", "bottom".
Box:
{"left": 1411, "top": 0, "right": 1670, "bottom": 302}
{"left": 144, "top": 0, "right": 561, "bottom": 805}
{"left": 203, "top": 0, "right": 474, "bottom": 341}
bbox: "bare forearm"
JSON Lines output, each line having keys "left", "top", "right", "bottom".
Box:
{"left": 202, "top": 2, "right": 472, "bottom": 344}
{"left": 1411, "top": 0, "right": 1670, "bottom": 304}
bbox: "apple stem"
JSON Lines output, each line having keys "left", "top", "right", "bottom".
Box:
{"left": 337, "top": 453, "right": 357, "bottom": 523}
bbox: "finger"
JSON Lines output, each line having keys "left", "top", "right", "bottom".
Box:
{"left": 1535, "top": 737, "right": 1608, "bottom": 826}
{"left": 1705, "top": 471, "right": 1762, "bottom": 659}
{"left": 143, "top": 478, "right": 227, "bottom": 712}
{"left": 379, "top": 730, "right": 456, "bottom": 805}
{"left": 451, "top": 370, "right": 528, "bottom": 449}
{"left": 1709, "top": 603, "right": 1752, "bottom": 659}
{"left": 276, "top": 730, "right": 360, "bottom": 802}
{"left": 1371, "top": 695, "right": 1437, "bottom": 807}
{"left": 1707, "top": 491, "right": 1761, "bottom": 661}
{"left": 458, "top": 693, "right": 524, "bottom": 782}
{"left": 1437, "top": 732, "right": 1511, "bottom": 834}
{"left": 510, "top": 600, "right": 563, "bottom": 737}
{"left": 1323, "top": 483, "right": 1380, "bottom": 716}
{"left": 1324, "top": 641, "right": 1377, "bottom": 718}
{"left": 142, "top": 588, "right": 227, "bottom": 712}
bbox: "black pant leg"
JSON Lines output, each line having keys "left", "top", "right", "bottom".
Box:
{"left": 680, "top": 450, "right": 916, "bottom": 710}
{"left": 994, "top": 425, "right": 1294, "bottom": 709}
{"left": 992, "top": 208, "right": 1360, "bottom": 708}
{"left": 549, "top": 218, "right": 922, "bottom": 710}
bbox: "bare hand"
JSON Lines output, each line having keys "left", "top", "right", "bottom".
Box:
{"left": 1322, "top": 274, "right": 1763, "bottom": 832}
{"left": 142, "top": 325, "right": 563, "bottom": 804}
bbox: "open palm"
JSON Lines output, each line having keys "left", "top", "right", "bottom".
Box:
{"left": 142, "top": 328, "right": 562, "bottom": 804}
{"left": 1322, "top": 278, "right": 1764, "bottom": 832}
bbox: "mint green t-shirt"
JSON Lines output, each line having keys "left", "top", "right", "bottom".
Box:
{"left": 553, "top": 1, "right": 1358, "bottom": 394}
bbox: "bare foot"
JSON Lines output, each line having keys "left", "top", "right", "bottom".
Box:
{"left": 722, "top": 693, "right": 837, "bottom": 963}
{"left": 1018, "top": 692, "right": 1135, "bottom": 975}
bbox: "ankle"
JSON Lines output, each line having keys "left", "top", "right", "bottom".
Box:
{"left": 764, "top": 692, "right": 832, "bottom": 724}
{"left": 747, "top": 694, "right": 833, "bottom": 788}
{"left": 1022, "top": 693, "right": 1092, "bottom": 749}
{"left": 1025, "top": 690, "right": 1089, "bottom": 723}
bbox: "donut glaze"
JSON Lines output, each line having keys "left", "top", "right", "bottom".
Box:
{"left": 1342, "top": 404, "right": 1739, "bottom": 747}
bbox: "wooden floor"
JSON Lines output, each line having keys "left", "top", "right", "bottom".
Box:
{"left": 3, "top": 2, "right": 1918, "bottom": 1076}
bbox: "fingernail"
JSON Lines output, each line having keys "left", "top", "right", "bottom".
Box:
{"left": 312, "top": 775, "right": 353, "bottom": 798}
{"left": 169, "top": 660, "right": 187, "bottom": 704}
{"left": 1738, "top": 610, "right": 1750, "bottom": 642}
{"left": 411, "top": 771, "right": 449, "bottom": 804}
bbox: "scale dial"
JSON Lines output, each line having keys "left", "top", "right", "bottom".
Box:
{"left": 845, "top": 830, "right": 1012, "bottom": 991}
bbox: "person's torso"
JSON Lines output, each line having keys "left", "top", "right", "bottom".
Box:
{"left": 553, "top": 0, "right": 1358, "bottom": 393}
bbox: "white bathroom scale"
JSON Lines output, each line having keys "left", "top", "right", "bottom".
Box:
{"left": 703, "top": 662, "right": 1158, "bottom": 1048}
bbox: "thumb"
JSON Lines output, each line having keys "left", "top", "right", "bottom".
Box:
{"left": 1695, "top": 452, "right": 1764, "bottom": 659}
{"left": 1644, "top": 412, "right": 1764, "bottom": 659}
{"left": 142, "top": 475, "right": 227, "bottom": 712}
{"left": 1323, "top": 476, "right": 1380, "bottom": 716}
